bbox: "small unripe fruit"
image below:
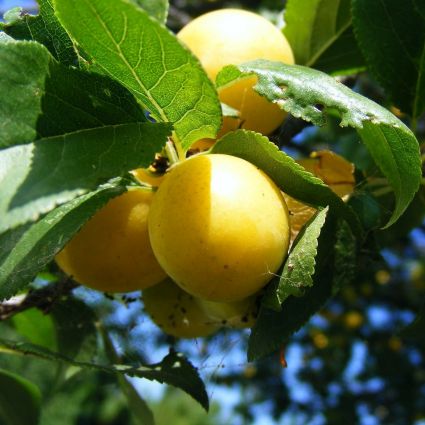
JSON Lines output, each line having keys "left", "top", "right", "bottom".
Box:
{"left": 148, "top": 154, "right": 290, "bottom": 302}
{"left": 56, "top": 189, "right": 167, "bottom": 293}
{"left": 143, "top": 279, "right": 219, "bottom": 338}
{"left": 177, "top": 9, "right": 294, "bottom": 136}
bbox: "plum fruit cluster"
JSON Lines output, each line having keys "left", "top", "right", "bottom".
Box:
{"left": 55, "top": 9, "right": 295, "bottom": 338}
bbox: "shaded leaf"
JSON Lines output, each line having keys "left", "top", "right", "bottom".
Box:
{"left": 283, "top": 0, "right": 364, "bottom": 73}
{"left": 0, "top": 369, "right": 41, "bottom": 425}
{"left": 0, "top": 122, "right": 171, "bottom": 233}
{"left": 119, "top": 376, "right": 155, "bottom": 425}
{"left": 38, "top": 60, "right": 147, "bottom": 137}
{"left": 0, "top": 339, "right": 209, "bottom": 411}
{"left": 2, "top": 0, "right": 78, "bottom": 65}
{"left": 131, "top": 0, "right": 168, "bottom": 24}
{"left": 0, "top": 40, "right": 50, "bottom": 149}
{"left": 0, "top": 180, "right": 126, "bottom": 301}
{"left": 12, "top": 308, "right": 57, "bottom": 351}
{"left": 211, "top": 130, "right": 361, "bottom": 234}
{"left": 313, "top": 27, "right": 365, "bottom": 75}
{"left": 50, "top": 297, "right": 97, "bottom": 361}
{"left": 332, "top": 219, "right": 356, "bottom": 295}
{"left": 216, "top": 61, "right": 421, "bottom": 227}
{"left": 54, "top": 0, "right": 221, "bottom": 151}
{"left": 248, "top": 216, "right": 357, "bottom": 360}
{"left": 352, "top": 0, "right": 425, "bottom": 118}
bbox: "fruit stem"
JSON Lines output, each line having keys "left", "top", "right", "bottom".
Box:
{"left": 165, "top": 140, "right": 181, "bottom": 165}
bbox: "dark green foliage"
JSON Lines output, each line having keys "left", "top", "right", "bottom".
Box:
{"left": 352, "top": 0, "right": 425, "bottom": 118}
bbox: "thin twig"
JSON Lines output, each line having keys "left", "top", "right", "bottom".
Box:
{"left": 0, "top": 278, "right": 79, "bottom": 321}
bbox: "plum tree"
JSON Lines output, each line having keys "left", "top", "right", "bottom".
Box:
{"left": 56, "top": 189, "right": 167, "bottom": 293}
{"left": 148, "top": 153, "right": 290, "bottom": 302}
{"left": 142, "top": 278, "right": 220, "bottom": 338}
{"left": 177, "top": 8, "right": 294, "bottom": 136}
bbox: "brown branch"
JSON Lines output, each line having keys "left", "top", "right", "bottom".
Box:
{"left": 0, "top": 278, "right": 79, "bottom": 321}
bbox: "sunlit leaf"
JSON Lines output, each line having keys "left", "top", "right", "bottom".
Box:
{"left": 54, "top": 0, "right": 221, "bottom": 151}
{"left": 216, "top": 61, "right": 421, "bottom": 227}
{"left": 0, "top": 122, "right": 170, "bottom": 233}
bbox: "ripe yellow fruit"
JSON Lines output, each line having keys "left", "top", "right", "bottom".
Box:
{"left": 56, "top": 189, "right": 167, "bottom": 293}
{"left": 148, "top": 154, "right": 290, "bottom": 302}
{"left": 198, "top": 295, "right": 259, "bottom": 329}
{"left": 284, "top": 150, "right": 355, "bottom": 243}
{"left": 177, "top": 9, "right": 294, "bottom": 136}
{"left": 143, "top": 279, "right": 219, "bottom": 338}
{"left": 131, "top": 168, "right": 165, "bottom": 187}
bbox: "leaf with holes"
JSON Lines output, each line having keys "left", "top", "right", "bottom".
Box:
{"left": 216, "top": 61, "right": 421, "bottom": 228}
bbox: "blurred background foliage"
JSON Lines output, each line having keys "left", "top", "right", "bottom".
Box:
{"left": 1, "top": 0, "right": 425, "bottom": 424}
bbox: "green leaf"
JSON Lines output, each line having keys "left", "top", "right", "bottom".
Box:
{"left": 12, "top": 308, "right": 57, "bottom": 351}
{"left": 357, "top": 121, "right": 421, "bottom": 228}
{"left": 216, "top": 61, "right": 421, "bottom": 228}
{"left": 0, "top": 40, "right": 50, "bottom": 149}
{"left": 119, "top": 376, "right": 155, "bottom": 425}
{"left": 0, "top": 32, "right": 14, "bottom": 42}
{"left": 332, "top": 219, "right": 356, "bottom": 295}
{"left": 4, "top": 7, "right": 23, "bottom": 25}
{"left": 38, "top": 60, "right": 147, "bottom": 137}
{"left": 0, "top": 122, "right": 171, "bottom": 233}
{"left": 264, "top": 208, "right": 329, "bottom": 310}
{"left": 248, "top": 217, "right": 356, "bottom": 360}
{"left": 0, "top": 39, "right": 148, "bottom": 146}
{"left": 283, "top": 0, "right": 364, "bottom": 73}
{"left": 2, "top": 0, "right": 78, "bottom": 66}
{"left": 101, "top": 327, "right": 155, "bottom": 424}
{"left": 0, "top": 340, "right": 209, "bottom": 411}
{"left": 313, "top": 27, "right": 365, "bottom": 75}
{"left": 0, "top": 180, "right": 126, "bottom": 301}
{"left": 0, "top": 369, "right": 41, "bottom": 425}
{"left": 50, "top": 298, "right": 97, "bottom": 361}
{"left": 54, "top": 0, "right": 221, "bottom": 151}
{"left": 352, "top": 0, "right": 425, "bottom": 118}
{"left": 130, "top": 0, "right": 168, "bottom": 24}
{"left": 211, "top": 130, "right": 360, "bottom": 234}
